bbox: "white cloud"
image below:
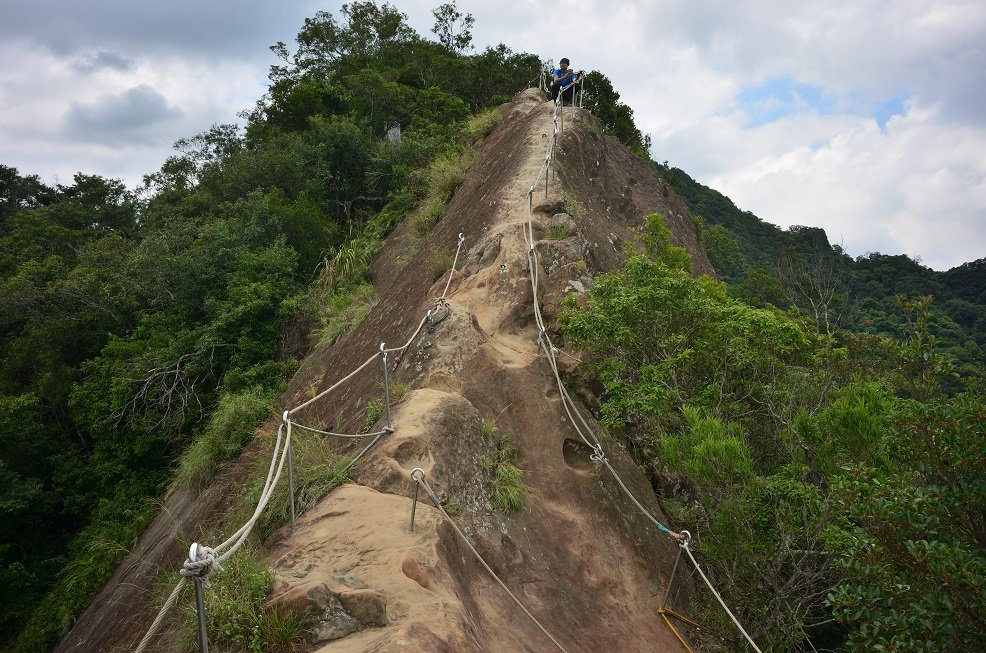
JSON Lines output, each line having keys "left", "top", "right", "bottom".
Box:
{"left": 0, "top": 0, "right": 983, "bottom": 269}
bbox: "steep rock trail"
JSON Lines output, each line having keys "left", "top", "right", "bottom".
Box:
{"left": 267, "top": 90, "right": 705, "bottom": 652}
{"left": 54, "top": 88, "right": 711, "bottom": 653}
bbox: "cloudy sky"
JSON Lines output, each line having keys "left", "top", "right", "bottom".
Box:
{"left": 2, "top": 1, "right": 984, "bottom": 270}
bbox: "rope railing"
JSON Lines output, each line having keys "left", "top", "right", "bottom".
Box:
{"left": 682, "top": 539, "right": 764, "bottom": 652}
{"left": 134, "top": 83, "right": 762, "bottom": 653}
{"left": 522, "top": 90, "right": 764, "bottom": 650}
{"left": 134, "top": 232, "right": 468, "bottom": 653}
{"left": 408, "top": 468, "right": 570, "bottom": 653}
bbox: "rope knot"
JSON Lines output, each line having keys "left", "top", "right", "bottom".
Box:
{"left": 590, "top": 445, "right": 606, "bottom": 464}
{"left": 181, "top": 545, "right": 218, "bottom": 580}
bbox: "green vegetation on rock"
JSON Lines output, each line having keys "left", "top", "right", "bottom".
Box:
{"left": 561, "top": 213, "right": 986, "bottom": 651}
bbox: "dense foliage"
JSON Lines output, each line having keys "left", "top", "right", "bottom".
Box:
{"left": 2, "top": 1, "right": 982, "bottom": 650}
{"left": 562, "top": 214, "right": 985, "bottom": 651}
{"left": 0, "top": 3, "right": 541, "bottom": 650}
{"left": 662, "top": 164, "right": 985, "bottom": 381}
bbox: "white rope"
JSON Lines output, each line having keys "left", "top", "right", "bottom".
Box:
{"left": 682, "top": 542, "right": 764, "bottom": 652}
{"left": 294, "top": 234, "right": 468, "bottom": 413}
{"left": 134, "top": 421, "right": 291, "bottom": 651}
{"left": 289, "top": 352, "right": 379, "bottom": 417}
{"left": 413, "top": 472, "right": 570, "bottom": 653}
{"left": 215, "top": 420, "right": 292, "bottom": 561}
{"left": 441, "top": 233, "right": 466, "bottom": 299}
{"left": 520, "top": 91, "right": 763, "bottom": 650}
{"left": 133, "top": 579, "right": 187, "bottom": 653}
{"left": 385, "top": 233, "right": 465, "bottom": 357}
{"left": 134, "top": 221, "right": 472, "bottom": 653}
{"left": 288, "top": 421, "right": 390, "bottom": 439}
{"left": 384, "top": 313, "right": 430, "bottom": 354}
{"left": 537, "top": 336, "right": 598, "bottom": 451}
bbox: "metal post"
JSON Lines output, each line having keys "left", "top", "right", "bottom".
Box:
{"left": 410, "top": 483, "right": 420, "bottom": 531}
{"left": 409, "top": 468, "right": 425, "bottom": 532}
{"left": 283, "top": 412, "right": 295, "bottom": 527}
{"left": 287, "top": 440, "right": 295, "bottom": 526}
{"left": 380, "top": 343, "right": 392, "bottom": 430}
{"left": 189, "top": 543, "right": 210, "bottom": 653}
{"left": 661, "top": 546, "right": 683, "bottom": 609}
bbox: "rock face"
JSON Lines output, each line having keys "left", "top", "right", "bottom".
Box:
{"left": 268, "top": 88, "right": 706, "bottom": 651}
{"left": 55, "top": 88, "right": 706, "bottom": 653}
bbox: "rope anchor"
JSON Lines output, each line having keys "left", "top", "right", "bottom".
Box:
{"left": 409, "top": 467, "right": 426, "bottom": 532}
{"left": 186, "top": 543, "right": 212, "bottom": 653}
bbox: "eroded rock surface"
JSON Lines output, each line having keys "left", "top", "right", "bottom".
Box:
{"left": 56, "top": 87, "right": 704, "bottom": 653}
{"left": 269, "top": 88, "right": 701, "bottom": 652}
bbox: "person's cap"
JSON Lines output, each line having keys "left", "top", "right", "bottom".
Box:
{"left": 560, "top": 58, "right": 570, "bottom": 65}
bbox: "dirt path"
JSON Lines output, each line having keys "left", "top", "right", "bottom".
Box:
{"left": 267, "top": 91, "right": 692, "bottom": 653}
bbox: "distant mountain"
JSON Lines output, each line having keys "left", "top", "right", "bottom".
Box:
{"left": 664, "top": 165, "right": 985, "bottom": 378}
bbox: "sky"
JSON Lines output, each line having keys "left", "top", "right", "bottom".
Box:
{"left": 1, "top": 1, "right": 984, "bottom": 271}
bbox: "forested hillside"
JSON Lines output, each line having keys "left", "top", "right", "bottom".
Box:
{"left": 1, "top": 1, "right": 983, "bottom": 652}
{"left": 0, "top": 3, "right": 548, "bottom": 649}
{"left": 663, "top": 165, "right": 986, "bottom": 380}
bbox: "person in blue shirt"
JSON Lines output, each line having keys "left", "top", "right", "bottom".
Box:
{"left": 550, "top": 58, "right": 580, "bottom": 103}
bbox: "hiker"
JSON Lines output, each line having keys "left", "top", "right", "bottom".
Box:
{"left": 550, "top": 58, "right": 580, "bottom": 103}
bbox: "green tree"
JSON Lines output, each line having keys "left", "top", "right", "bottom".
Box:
{"left": 701, "top": 221, "right": 746, "bottom": 279}
{"left": 580, "top": 71, "right": 650, "bottom": 157}
{"left": 432, "top": 1, "right": 475, "bottom": 53}
{"left": 824, "top": 298, "right": 986, "bottom": 651}
{"left": 561, "top": 215, "right": 844, "bottom": 649}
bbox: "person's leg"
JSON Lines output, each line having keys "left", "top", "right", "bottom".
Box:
{"left": 562, "top": 84, "right": 574, "bottom": 103}
{"left": 550, "top": 80, "right": 561, "bottom": 100}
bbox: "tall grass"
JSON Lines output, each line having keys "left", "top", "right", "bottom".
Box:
{"left": 464, "top": 108, "right": 502, "bottom": 143}
{"left": 410, "top": 149, "right": 477, "bottom": 235}
{"left": 250, "top": 429, "right": 354, "bottom": 540}
{"left": 175, "top": 386, "right": 275, "bottom": 490}
{"left": 178, "top": 546, "right": 304, "bottom": 653}
{"left": 482, "top": 426, "right": 529, "bottom": 512}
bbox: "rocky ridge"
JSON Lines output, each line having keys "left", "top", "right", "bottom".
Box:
{"left": 56, "top": 87, "right": 712, "bottom": 653}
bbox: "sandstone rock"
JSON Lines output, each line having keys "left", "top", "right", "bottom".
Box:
{"left": 337, "top": 588, "right": 387, "bottom": 627}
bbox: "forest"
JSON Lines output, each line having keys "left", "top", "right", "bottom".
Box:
{"left": 1, "top": 2, "right": 983, "bottom": 652}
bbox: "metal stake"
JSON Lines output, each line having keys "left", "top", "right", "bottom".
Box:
{"left": 409, "top": 468, "right": 425, "bottom": 532}
{"left": 282, "top": 412, "right": 295, "bottom": 527}
{"left": 661, "top": 546, "right": 683, "bottom": 609}
{"left": 287, "top": 439, "right": 295, "bottom": 527}
{"left": 380, "top": 343, "right": 392, "bottom": 430}
{"left": 189, "top": 543, "right": 209, "bottom": 653}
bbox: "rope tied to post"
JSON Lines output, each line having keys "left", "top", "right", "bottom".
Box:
{"left": 133, "top": 231, "right": 474, "bottom": 653}
{"left": 180, "top": 546, "right": 219, "bottom": 580}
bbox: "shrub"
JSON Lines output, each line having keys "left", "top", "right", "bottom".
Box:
{"left": 548, "top": 224, "right": 569, "bottom": 240}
